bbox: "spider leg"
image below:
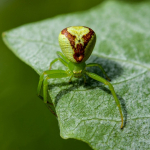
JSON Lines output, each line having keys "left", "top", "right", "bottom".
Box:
{"left": 85, "top": 71, "right": 123, "bottom": 129}
{"left": 83, "top": 74, "right": 87, "bottom": 84}
{"left": 86, "top": 63, "right": 111, "bottom": 81}
{"left": 49, "top": 57, "right": 68, "bottom": 70}
{"left": 69, "top": 75, "right": 74, "bottom": 83}
{"left": 37, "top": 74, "right": 56, "bottom": 115}
{"left": 56, "top": 51, "right": 70, "bottom": 63}
{"left": 37, "top": 70, "right": 71, "bottom": 103}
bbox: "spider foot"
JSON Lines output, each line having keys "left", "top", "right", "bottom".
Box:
{"left": 46, "top": 104, "right": 57, "bottom": 117}
{"left": 47, "top": 101, "right": 54, "bottom": 106}
{"left": 38, "top": 94, "right": 53, "bottom": 106}
{"left": 37, "top": 94, "right": 43, "bottom": 100}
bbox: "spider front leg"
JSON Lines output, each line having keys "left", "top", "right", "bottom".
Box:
{"left": 49, "top": 51, "right": 69, "bottom": 70}
{"left": 37, "top": 70, "right": 71, "bottom": 103}
{"left": 85, "top": 71, "right": 124, "bottom": 129}
{"left": 86, "top": 63, "right": 111, "bottom": 81}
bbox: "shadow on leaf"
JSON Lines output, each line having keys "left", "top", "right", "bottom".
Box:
{"left": 49, "top": 55, "right": 127, "bottom": 127}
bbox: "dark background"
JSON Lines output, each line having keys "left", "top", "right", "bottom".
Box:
{"left": 0, "top": 0, "right": 103, "bottom": 150}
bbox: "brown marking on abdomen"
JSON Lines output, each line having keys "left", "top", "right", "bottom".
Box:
{"left": 82, "top": 28, "right": 95, "bottom": 50}
{"left": 73, "top": 43, "right": 84, "bottom": 62}
{"left": 61, "top": 27, "right": 95, "bottom": 62}
{"left": 61, "top": 28, "right": 76, "bottom": 50}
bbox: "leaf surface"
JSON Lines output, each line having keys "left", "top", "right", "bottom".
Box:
{"left": 3, "top": 1, "right": 150, "bottom": 149}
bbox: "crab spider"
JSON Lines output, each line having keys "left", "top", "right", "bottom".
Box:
{"left": 37, "top": 26, "right": 124, "bottom": 128}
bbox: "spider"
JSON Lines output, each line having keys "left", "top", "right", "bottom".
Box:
{"left": 37, "top": 26, "right": 124, "bottom": 128}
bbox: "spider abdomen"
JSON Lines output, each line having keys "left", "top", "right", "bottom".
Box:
{"left": 58, "top": 26, "right": 96, "bottom": 63}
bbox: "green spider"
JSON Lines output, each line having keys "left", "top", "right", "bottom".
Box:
{"left": 37, "top": 26, "right": 124, "bottom": 128}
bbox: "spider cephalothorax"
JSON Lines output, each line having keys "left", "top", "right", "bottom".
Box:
{"left": 37, "top": 26, "right": 124, "bottom": 128}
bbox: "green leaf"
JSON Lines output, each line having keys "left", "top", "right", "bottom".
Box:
{"left": 2, "top": 1, "right": 150, "bottom": 149}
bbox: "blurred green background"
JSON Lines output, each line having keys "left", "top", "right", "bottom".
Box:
{"left": 0, "top": 0, "right": 104, "bottom": 149}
